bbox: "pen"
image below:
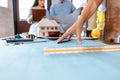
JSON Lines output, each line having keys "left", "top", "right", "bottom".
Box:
{"left": 57, "top": 39, "right": 71, "bottom": 44}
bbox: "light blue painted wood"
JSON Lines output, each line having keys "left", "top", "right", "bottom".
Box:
{"left": 0, "top": 39, "right": 120, "bottom": 80}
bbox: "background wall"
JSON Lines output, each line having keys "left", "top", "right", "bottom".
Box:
{"left": 0, "top": 0, "right": 14, "bottom": 38}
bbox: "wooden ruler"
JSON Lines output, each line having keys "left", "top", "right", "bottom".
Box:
{"left": 44, "top": 45, "right": 120, "bottom": 54}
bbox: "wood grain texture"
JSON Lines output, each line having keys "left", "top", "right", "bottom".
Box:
{"left": 105, "top": 0, "right": 120, "bottom": 42}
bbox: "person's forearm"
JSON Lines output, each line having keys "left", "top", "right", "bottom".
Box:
{"left": 77, "top": 0, "right": 103, "bottom": 26}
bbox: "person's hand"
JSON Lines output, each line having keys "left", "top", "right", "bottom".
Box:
{"left": 56, "top": 21, "right": 83, "bottom": 44}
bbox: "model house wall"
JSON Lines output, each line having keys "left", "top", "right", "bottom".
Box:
{"left": 36, "top": 18, "right": 60, "bottom": 37}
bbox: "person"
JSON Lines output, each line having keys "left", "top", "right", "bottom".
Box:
{"left": 96, "top": 4, "right": 106, "bottom": 30}
{"left": 57, "top": 0, "right": 104, "bottom": 44}
{"left": 50, "top": 0, "right": 76, "bottom": 17}
{"left": 27, "top": 0, "right": 47, "bottom": 24}
{"left": 49, "top": 7, "right": 83, "bottom": 33}
{"left": 27, "top": 0, "right": 49, "bottom": 36}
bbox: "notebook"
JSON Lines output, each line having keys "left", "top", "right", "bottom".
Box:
{"left": 32, "top": 7, "right": 46, "bottom": 21}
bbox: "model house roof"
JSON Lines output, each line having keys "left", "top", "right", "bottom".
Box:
{"left": 35, "top": 18, "right": 59, "bottom": 27}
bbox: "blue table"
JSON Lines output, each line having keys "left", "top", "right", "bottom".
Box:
{"left": 0, "top": 39, "right": 120, "bottom": 80}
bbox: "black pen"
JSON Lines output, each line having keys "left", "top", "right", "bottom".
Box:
{"left": 57, "top": 39, "right": 71, "bottom": 44}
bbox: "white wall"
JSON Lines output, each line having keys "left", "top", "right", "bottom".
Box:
{"left": 0, "top": 0, "right": 14, "bottom": 38}
{"left": 72, "top": 0, "right": 87, "bottom": 8}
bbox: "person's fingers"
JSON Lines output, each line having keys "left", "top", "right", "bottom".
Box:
{"left": 56, "top": 29, "right": 72, "bottom": 43}
{"left": 68, "top": 34, "right": 73, "bottom": 40}
{"left": 56, "top": 33, "right": 69, "bottom": 43}
{"left": 76, "top": 29, "right": 82, "bottom": 44}
{"left": 77, "top": 36, "right": 82, "bottom": 44}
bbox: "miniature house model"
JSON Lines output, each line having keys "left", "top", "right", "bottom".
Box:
{"left": 36, "top": 18, "right": 60, "bottom": 37}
